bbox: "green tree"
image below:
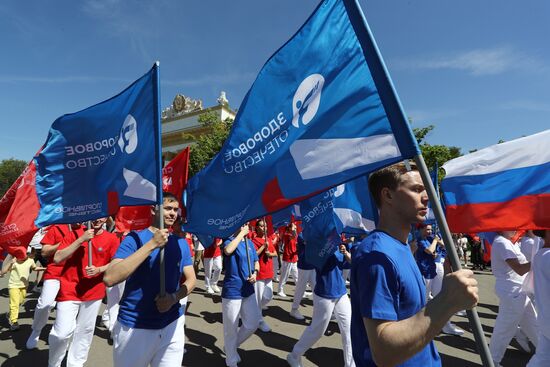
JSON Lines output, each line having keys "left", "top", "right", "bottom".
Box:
{"left": 188, "top": 111, "right": 233, "bottom": 177}
{"left": 412, "top": 125, "right": 462, "bottom": 182}
{"left": 0, "top": 158, "right": 27, "bottom": 198}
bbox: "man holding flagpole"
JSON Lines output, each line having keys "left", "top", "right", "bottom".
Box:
{"left": 350, "top": 162, "right": 478, "bottom": 366}
{"left": 104, "top": 192, "right": 195, "bottom": 367}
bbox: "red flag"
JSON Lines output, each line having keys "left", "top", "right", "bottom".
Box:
{"left": 114, "top": 206, "right": 152, "bottom": 233}
{"left": 162, "top": 147, "right": 190, "bottom": 201}
{"left": 0, "top": 160, "right": 40, "bottom": 259}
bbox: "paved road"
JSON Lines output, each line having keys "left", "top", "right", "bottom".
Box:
{"left": 0, "top": 267, "right": 533, "bottom": 366}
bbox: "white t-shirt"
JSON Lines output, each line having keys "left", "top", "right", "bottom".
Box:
{"left": 491, "top": 235, "right": 528, "bottom": 296}
{"left": 520, "top": 236, "right": 539, "bottom": 262}
{"left": 533, "top": 247, "right": 550, "bottom": 339}
{"left": 458, "top": 237, "right": 468, "bottom": 250}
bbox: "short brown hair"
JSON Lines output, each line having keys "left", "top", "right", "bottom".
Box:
{"left": 368, "top": 161, "right": 418, "bottom": 207}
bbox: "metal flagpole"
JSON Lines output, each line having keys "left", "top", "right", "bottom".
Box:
{"left": 413, "top": 154, "right": 493, "bottom": 367}
{"left": 158, "top": 205, "right": 165, "bottom": 297}
{"left": 87, "top": 220, "right": 93, "bottom": 267}
{"left": 153, "top": 61, "right": 166, "bottom": 298}
{"left": 245, "top": 235, "right": 252, "bottom": 278}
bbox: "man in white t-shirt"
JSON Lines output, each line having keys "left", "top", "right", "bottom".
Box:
{"left": 490, "top": 231, "right": 538, "bottom": 365}
{"left": 527, "top": 229, "right": 549, "bottom": 367}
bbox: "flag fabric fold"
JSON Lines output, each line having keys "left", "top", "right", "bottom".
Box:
{"left": 34, "top": 64, "right": 162, "bottom": 227}
{"left": 1, "top": 64, "right": 161, "bottom": 257}
{"left": 184, "top": 0, "right": 419, "bottom": 239}
{"left": 441, "top": 129, "right": 550, "bottom": 232}
{"left": 301, "top": 175, "right": 376, "bottom": 268}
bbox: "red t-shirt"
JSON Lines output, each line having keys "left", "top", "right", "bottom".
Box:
{"left": 252, "top": 236, "right": 274, "bottom": 280}
{"left": 282, "top": 232, "right": 298, "bottom": 262}
{"left": 203, "top": 238, "right": 222, "bottom": 258}
{"left": 41, "top": 224, "right": 82, "bottom": 281}
{"left": 56, "top": 230, "right": 119, "bottom": 302}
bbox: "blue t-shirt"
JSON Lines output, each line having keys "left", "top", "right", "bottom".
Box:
{"left": 297, "top": 236, "right": 315, "bottom": 270}
{"left": 415, "top": 238, "right": 436, "bottom": 279}
{"left": 221, "top": 237, "right": 259, "bottom": 299}
{"left": 115, "top": 229, "right": 193, "bottom": 329}
{"left": 350, "top": 231, "right": 441, "bottom": 367}
{"left": 314, "top": 247, "right": 347, "bottom": 299}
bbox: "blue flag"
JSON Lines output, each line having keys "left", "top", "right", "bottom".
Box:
{"left": 34, "top": 64, "right": 162, "bottom": 226}
{"left": 301, "top": 175, "right": 376, "bottom": 268}
{"left": 184, "top": 0, "right": 419, "bottom": 238}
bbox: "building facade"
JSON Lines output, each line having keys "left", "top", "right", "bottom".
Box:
{"left": 161, "top": 91, "right": 236, "bottom": 161}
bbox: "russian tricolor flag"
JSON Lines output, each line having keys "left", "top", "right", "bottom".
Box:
{"left": 441, "top": 129, "right": 550, "bottom": 233}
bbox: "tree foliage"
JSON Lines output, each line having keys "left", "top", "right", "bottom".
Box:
{"left": 0, "top": 158, "right": 27, "bottom": 198}
{"left": 188, "top": 111, "right": 233, "bottom": 177}
{"left": 412, "top": 125, "right": 462, "bottom": 182}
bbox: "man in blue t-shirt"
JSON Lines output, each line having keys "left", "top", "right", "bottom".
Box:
{"left": 287, "top": 241, "right": 354, "bottom": 367}
{"left": 290, "top": 234, "right": 316, "bottom": 320}
{"left": 221, "top": 224, "right": 260, "bottom": 367}
{"left": 104, "top": 192, "right": 196, "bottom": 367}
{"left": 350, "top": 162, "right": 478, "bottom": 367}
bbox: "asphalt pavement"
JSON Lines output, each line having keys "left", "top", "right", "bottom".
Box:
{"left": 0, "top": 266, "right": 534, "bottom": 366}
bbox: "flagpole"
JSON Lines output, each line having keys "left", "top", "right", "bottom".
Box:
{"left": 153, "top": 61, "right": 166, "bottom": 297}
{"left": 414, "top": 154, "right": 493, "bottom": 367}
{"left": 87, "top": 220, "right": 93, "bottom": 267}
{"left": 245, "top": 234, "right": 252, "bottom": 278}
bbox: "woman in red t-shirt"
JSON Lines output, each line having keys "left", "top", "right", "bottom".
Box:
{"left": 203, "top": 238, "right": 223, "bottom": 294}
{"left": 277, "top": 223, "right": 299, "bottom": 298}
{"left": 252, "top": 220, "right": 278, "bottom": 332}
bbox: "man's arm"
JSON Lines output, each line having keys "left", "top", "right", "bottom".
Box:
{"left": 424, "top": 238, "right": 439, "bottom": 256}
{"left": 54, "top": 229, "right": 94, "bottom": 264}
{"left": 156, "top": 264, "right": 197, "bottom": 313}
{"left": 103, "top": 229, "right": 169, "bottom": 287}
{"left": 41, "top": 243, "right": 60, "bottom": 258}
{"left": 364, "top": 269, "right": 478, "bottom": 367}
{"left": 505, "top": 258, "right": 530, "bottom": 276}
{"left": 223, "top": 225, "right": 249, "bottom": 256}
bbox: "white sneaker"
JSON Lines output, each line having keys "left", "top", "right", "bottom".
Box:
{"left": 455, "top": 310, "right": 467, "bottom": 317}
{"left": 206, "top": 287, "right": 215, "bottom": 294}
{"left": 277, "top": 291, "right": 287, "bottom": 298}
{"left": 26, "top": 330, "right": 40, "bottom": 349}
{"left": 514, "top": 331, "right": 532, "bottom": 353}
{"left": 289, "top": 309, "right": 304, "bottom": 320}
{"left": 258, "top": 320, "right": 271, "bottom": 332}
{"left": 212, "top": 285, "right": 221, "bottom": 293}
{"left": 286, "top": 353, "right": 303, "bottom": 367}
{"left": 442, "top": 322, "right": 465, "bottom": 336}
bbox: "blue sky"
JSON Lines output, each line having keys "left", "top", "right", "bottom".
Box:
{"left": 1, "top": 0, "right": 549, "bottom": 162}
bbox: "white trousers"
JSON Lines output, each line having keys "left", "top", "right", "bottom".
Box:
{"left": 425, "top": 262, "right": 444, "bottom": 299}
{"left": 527, "top": 334, "right": 550, "bottom": 367}
{"left": 292, "top": 294, "right": 355, "bottom": 367}
{"left": 204, "top": 256, "right": 222, "bottom": 289}
{"left": 490, "top": 292, "right": 538, "bottom": 363}
{"left": 278, "top": 261, "right": 298, "bottom": 293}
{"left": 222, "top": 295, "right": 260, "bottom": 366}
{"left": 292, "top": 269, "right": 316, "bottom": 310}
{"left": 102, "top": 281, "right": 125, "bottom": 333}
{"left": 32, "top": 279, "right": 60, "bottom": 332}
{"left": 255, "top": 279, "right": 273, "bottom": 319}
{"left": 48, "top": 299, "right": 102, "bottom": 367}
{"left": 273, "top": 257, "right": 280, "bottom": 279}
{"left": 113, "top": 314, "right": 186, "bottom": 367}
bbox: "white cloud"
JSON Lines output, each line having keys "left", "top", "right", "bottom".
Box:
{"left": 398, "top": 46, "right": 545, "bottom": 76}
